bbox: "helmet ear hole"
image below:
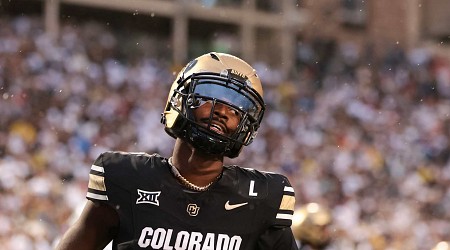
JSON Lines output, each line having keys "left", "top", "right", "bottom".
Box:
{"left": 170, "top": 96, "right": 181, "bottom": 108}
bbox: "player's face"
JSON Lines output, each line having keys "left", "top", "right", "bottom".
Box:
{"left": 192, "top": 100, "right": 241, "bottom": 136}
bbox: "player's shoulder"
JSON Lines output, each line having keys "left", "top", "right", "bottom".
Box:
{"left": 92, "top": 151, "right": 167, "bottom": 184}
{"left": 87, "top": 151, "right": 165, "bottom": 201}
{"left": 225, "top": 165, "right": 295, "bottom": 205}
{"left": 232, "top": 166, "right": 293, "bottom": 189}
{"left": 227, "top": 166, "right": 296, "bottom": 227}
{"left": 94, "top": 151, "right": 156, "bottom": 166}
{"left": 92, "top": 151, "right": 165, "bottom": 172}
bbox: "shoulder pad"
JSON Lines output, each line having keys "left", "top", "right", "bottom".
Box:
{"left": 235, "top": 167, "right": 296, "bottom": 227}
{"left": 86, "top": 151, "right": 156, "bottom": 202}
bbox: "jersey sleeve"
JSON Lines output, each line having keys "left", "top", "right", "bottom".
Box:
{"left": 86, "top": 152, "right": 109, "bottom": 202}
{"left": 236, "top": 167, "right": 296, "bottom": 228}
{"left": 86, "top": 151, "right": 149, "bottom": 203}
{"left": 271, "top": 174, "right": 296, "bottom": 228}
{"left": 258, "top": 174, "right": 298, "bottom": 249}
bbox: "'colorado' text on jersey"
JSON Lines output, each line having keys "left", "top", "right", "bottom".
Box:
{"left": 86, "top": 152, "right": 296, "bottom": 250}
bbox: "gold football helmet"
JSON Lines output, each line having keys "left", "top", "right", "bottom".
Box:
{"left": 161, "top": 52, "right": 265, "bottom": 158}
{"left": 292, "top": 203, "right": 332, "bottom": 248}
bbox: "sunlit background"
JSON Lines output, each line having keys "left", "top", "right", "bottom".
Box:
{"left": 1, "top": 0, "right": 450, "bottom": 249}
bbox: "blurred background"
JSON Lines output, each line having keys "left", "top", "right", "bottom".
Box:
{"left": 0, "top": 0, "right": 449, "bottom": 249}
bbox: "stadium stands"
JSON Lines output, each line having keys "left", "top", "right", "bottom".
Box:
{"left": 0, "top": 15, "right": 449, "bottom": 249}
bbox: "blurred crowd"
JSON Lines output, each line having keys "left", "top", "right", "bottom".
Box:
{"left": 0, "top": 15, "right": 449, "bottom": 250}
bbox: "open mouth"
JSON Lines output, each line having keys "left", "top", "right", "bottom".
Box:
{"left": 209, "top": 123, "right": 225, "bottom": 134}
{"left": 199, "top": 119, "right": 227, "bottom": 135}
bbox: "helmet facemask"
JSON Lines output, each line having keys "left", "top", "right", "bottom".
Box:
{"left": 167, "top": 71, "right": 265, "bottom": 158}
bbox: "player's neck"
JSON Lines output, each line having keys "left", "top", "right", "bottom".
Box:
{"left": 170, "top": 139, "right": 224, "bottom": 188}
{"left": 168, "top": 157, "right": 222, "bottom": 191}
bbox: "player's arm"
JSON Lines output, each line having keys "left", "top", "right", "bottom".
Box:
{"left": 55, "top": 200, "right": 119, "bottom": 250}
{"left": 257, "top": 226, "right": 299, "bottom": 250}
{"left": 257, "top": 173, "right": 298, "bottom": 249}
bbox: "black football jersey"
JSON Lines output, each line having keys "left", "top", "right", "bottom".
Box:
{"left": 87, "top": 151, "right": 298, "bottom": 250}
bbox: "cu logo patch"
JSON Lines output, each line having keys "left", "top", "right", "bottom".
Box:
{"left": 187, "top": 203, "right": 200, "bottom": 216}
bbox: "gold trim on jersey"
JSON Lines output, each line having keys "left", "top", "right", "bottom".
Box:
{"left": 275, "top": 185, "right": 296, "bottom": 222}
{"left": 280, "top": 185, "right": 295, "bottom": 211}
{"left": 279, "top": 194, "right": 295, "bottom": 211}
{"left": 87, "top": 164, "right": 108, "bottom": 201}
{"left": 88, "top": 173, "right": 106, "bottom": 191}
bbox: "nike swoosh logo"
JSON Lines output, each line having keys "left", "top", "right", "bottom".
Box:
{"left": 225, "top": 201, "right": 248, "bottom": 210}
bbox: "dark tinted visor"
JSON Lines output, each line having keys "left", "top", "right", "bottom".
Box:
{"left": 194, "top": 83, "right": 262, "bottom": 118}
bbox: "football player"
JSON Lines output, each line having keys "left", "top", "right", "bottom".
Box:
{"left": 56, "top": 52, "right": 298, "bottom": 250}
